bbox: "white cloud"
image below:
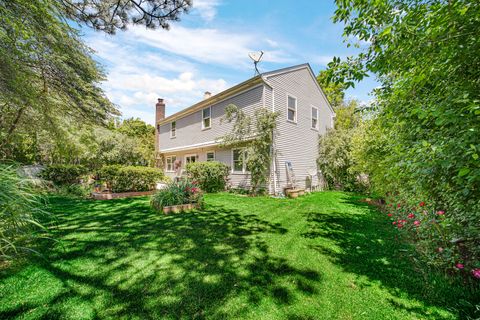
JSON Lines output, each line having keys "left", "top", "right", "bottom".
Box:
{"left": 129, "top": 25, "right": 293, "bottom": 67}
{"left": 192, "top": 0, "right": 221, "bottom": 22}
{"left": 309, "top": 55, "right": 335, "bottom": 66}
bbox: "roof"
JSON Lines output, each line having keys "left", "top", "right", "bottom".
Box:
{"left": 157, "top": 63, "right": 333, "bottom": 125}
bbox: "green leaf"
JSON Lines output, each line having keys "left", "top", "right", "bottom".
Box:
{"left": 458, "top": 168, "right": 470, "bottom": 177}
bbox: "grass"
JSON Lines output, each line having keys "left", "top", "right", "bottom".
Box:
{"left": 0, "top": 192, "right": 477, "bottom": 319}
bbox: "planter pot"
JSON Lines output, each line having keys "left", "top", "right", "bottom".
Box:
{"left": 162, "top": 203, "right": 199, "bottom": 214}
{"left": 285, "top": 188, "right": 305, "bottom": 198}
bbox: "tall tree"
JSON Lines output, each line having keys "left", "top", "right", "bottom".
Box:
{"left": 60, "top": 0, "right": 191, "bottom": 34}
{"left": 0, "top": 0, "right": 119, "bottom": 158}
{"left": 329, "top": 0, "right": 480, "bottom": 271}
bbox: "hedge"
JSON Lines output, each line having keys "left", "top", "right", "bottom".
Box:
{"left": 186, "top": 161, "right": 229, "bottom": 193}
{"left": 97, "top": 165, "right": 165, "bottom": 193}
{"left": 40, "top": 164, "right": 88, "bottom": 185}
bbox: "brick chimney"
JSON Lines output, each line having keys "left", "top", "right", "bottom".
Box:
{"left": 203, "top": 91, "right": 212, "bottom": 99}
{"left": 155, "top": 98, "right": 165, "bottom": 165}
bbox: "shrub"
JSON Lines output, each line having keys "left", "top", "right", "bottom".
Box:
{"left": 97, "top": 165, "right": 165, "bottom": 192}
{"left": 40, "top": 164, "right": 88, "bottom": 185}
{"left": 55, "top": 184, "right": 92, "bottom": 199}
{"left": 150, "top": 180, "right": 203, "bottom": 211}
{"left": 186, "top": 161, "right": 229, "bottom": 193}
{"left": 384, "top": 195, "right": 480, "bottom": 284}
{"left": 0, "top": 164, "right": 48, "bottom": 259}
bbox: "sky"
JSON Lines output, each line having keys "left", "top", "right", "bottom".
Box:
{"left": 81, "top": 0, "right": 377, "bottom": 125}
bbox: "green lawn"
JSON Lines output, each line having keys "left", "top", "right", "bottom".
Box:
{"left": 0, "top": 192, "right": 475, "bottom": 319}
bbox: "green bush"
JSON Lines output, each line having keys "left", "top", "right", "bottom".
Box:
{"left": 0, "top": 164, "right": 48, "bottom": 259}
{"left": 186, "top": 161, "right": 229, "bottom": 193}
{"left": 97, "top": 165, "right": 165, "bottom": 193}
{"left": 150, "top": 180, "right": 203, "bottom": 211}
{"left": 40, "top": 164, "right": 88, "bottom": 185}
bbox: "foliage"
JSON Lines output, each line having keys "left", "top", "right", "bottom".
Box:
{"left": 0, "top": 0, "right": 118, "bottom": 160}
{"left": 384, "top": 197, "right": 480, "bottom": 283}
{"left": 40, "top": 164, "right": 88, "bottom": 185}
{"left": 315, "top": 84, "right": 363, "bottom": 191}
{"left": 316, "top": 69, "right": 347, "bottom": 109}
{"left": 0, "top": 192, "right": 477, "bottom": 318}
{"left": 220, "top": 105, "right": 279, "bottom": 194}
{"left": 116, "top": 118, "right": 156, "bottom": 166}
{"left": 186, "top": 161, "right": 229, "bottom": 193}
{"left": 318, "top": 129, "right": 357, "bottom": 191}
{"left": 61, "top": 0, "right": 191, "bottom": 34}
{"left": 150, "top": 180, "right": 203, "bottom": 211}
{"left": 328, "top": 0, "right": 480, "bottom": 275}
{"left": 97, "top": 165, "right": 165, "bottom": 192}
{"left": 54, "top": 183, "right": 93, "bottom": 199}
{"left": 0, "top": 164, "right": 48, "bottom": 259}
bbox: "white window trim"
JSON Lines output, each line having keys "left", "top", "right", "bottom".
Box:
{"left": 202, "top": 106, "right": 212, "bottom": 130}
{"left": 231, "top": 148, "right": 247, "bottom": 174}
{"left": 206, "top": 151, "right": 215, "bottom": 161}
{"left": 286, "top": 94, "right": 297, "bottom": 123}
{"left": 311, "top": 105, "right": 319, "bottom": 130}
{"left": 165, "top": 155, "right": 176, "bottom": 172}
{"left": 185, "top": 154, "right": 198, "bottom": 165}
{"left": 170, "top": 121, "right": 176, "bottom": 138}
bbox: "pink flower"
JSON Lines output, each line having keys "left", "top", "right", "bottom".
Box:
{"left": 407, "top": 213, "right": 415, "bottom": 219}
{"left": 397, "top": 224, "right": 404, "bottom": 229}
{"left": 387, "top": 213, "right": 392, "bottom": 217}
{"left": 419, "top": 201, "right": 425, "bottom": 207}
{"left": 397, "top": 204, "right": 401, "bottom": 208}
{"left": 437, "top": 247, "right": 444, "bottom": 253}
{"left": 437, "top": 210, "right": 445, "bottom": 215}
{"left": 456, "top": 263, "right": 464, "bottom": 269}
{"left": 392, "top": 221, "right": 397, "bottom": 225}
{"left": 472, "top": 269, "right": 480, "bottom": 279}
{"left": 401, "top": 219, "right": 406, "bottom": 223}
{"left": 413, "top": 220, "right": 421, "bottom": 226}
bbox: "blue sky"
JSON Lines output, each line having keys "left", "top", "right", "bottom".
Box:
{"left": 81, "top": 0, "right": 377, "bottom": 124}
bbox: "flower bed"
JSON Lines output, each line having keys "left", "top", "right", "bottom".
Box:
{"left": 150, "top": 180, "right": 203, "bottom": 214}
{"left": 384, "top": 197, "right": 479, "bottom": 282}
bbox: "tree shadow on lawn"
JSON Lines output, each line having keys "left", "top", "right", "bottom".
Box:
{"left": 302, "top": 194, "right": 478, "bottom": 319}
{"left": 0, "top": 197, "right": 321, "bottom": 319}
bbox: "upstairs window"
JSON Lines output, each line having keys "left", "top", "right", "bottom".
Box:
{"left": 202, "top": 107, "right": 211, "bottom": 129}
{"left": 311, "top": 106, "right": 318, "bottom": 129}
{"left": 170, "top": 121, "right": 176, "bottom": 138}
{"left": 287, "top": 95, "right": 297, "bottom": 122}
{"left": 232, "top": 149, "right": 247, "bottom": 173}
{"left": 206, "top": 151, "right": 215, "bottom": 161}
{"left": 166, "top": 156, "right": 176, "bottom": 172}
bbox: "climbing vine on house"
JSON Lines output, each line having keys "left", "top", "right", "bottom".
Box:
{"left": 219, "top": 104, "right": 279, "bottom": 195}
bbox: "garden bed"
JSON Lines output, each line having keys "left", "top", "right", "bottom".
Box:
{"left": 162, "top": 203, "right": 200, "bottom": 214}
{"left": 91, "top": 190, "right": 155, "bottom": 200}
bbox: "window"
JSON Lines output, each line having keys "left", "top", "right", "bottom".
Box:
{"left": 202, "top": 107, "right": 211, "bottom": 129}
{"left": 206, "top": 151, "right": 215, "bottom": 161}
{"left": 185, "top": 154, "right": 197, "bottom": 164}
{"left": 232, "top": 149, "right": 247, "bottom": 173}
{"left": 170, "top": 121, "right": 176, "bottom": 138}
{"left": 287, "top": 95, "right": 297, "bottom": 122}
{"left": 166, "top": 156, "right": 176, "bottom": 172}
{"left": 311, "top": 106, "right": 318, "bottom": 129}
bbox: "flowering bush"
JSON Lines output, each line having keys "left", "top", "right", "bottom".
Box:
{"left": 384, "top": 196, "right": 479, "bottom": 283}
{"left": 150, "top": 180, "right": 203, "bottom": 212}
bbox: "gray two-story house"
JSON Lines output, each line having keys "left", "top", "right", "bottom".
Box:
{"left": 154, "top": 63, "right": 335, "bottom": 195}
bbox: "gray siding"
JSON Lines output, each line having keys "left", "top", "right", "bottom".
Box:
{"left": 158, "top": 85, "right": 264, "bottom": 152}
{"left": 267, "top": 67, "right": 334, "bottom": 192}
{"left": 162, "top": 147, "right": 251, "bottom": 189}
